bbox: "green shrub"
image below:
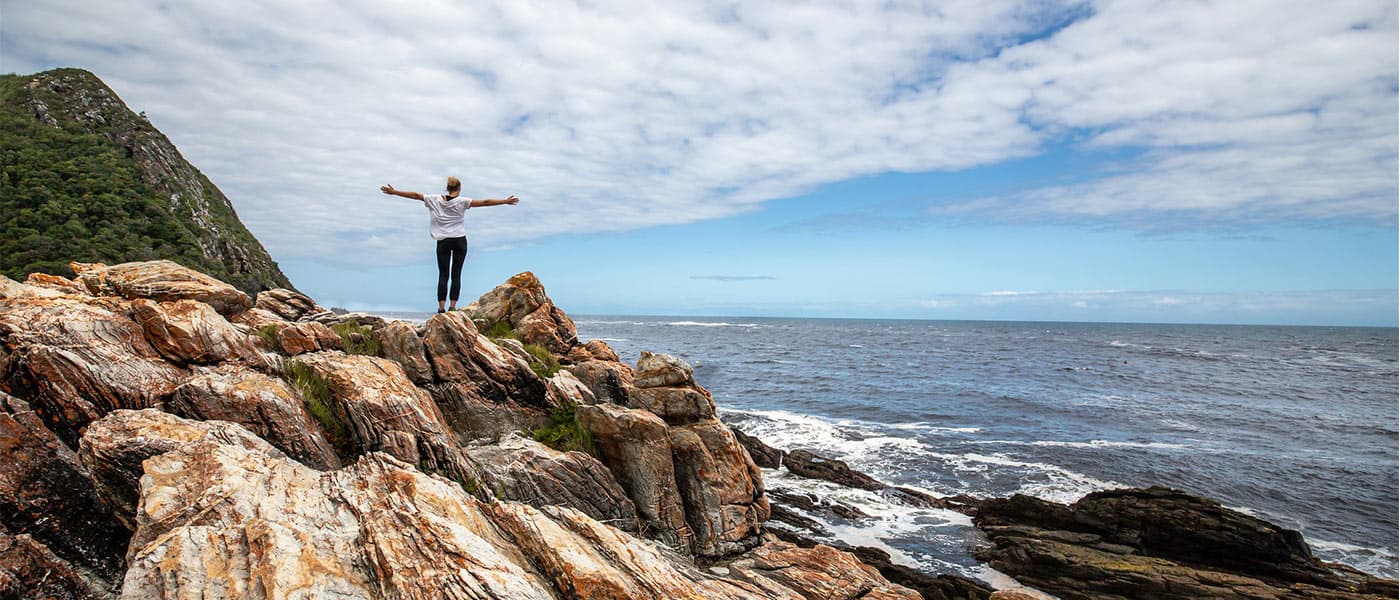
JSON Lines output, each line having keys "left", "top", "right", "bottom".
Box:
{"left": 484, "top": 319, "right": 519, "bottom": 340}
{"left": 523, "top": 343, "right": 560, "bottom": 379}
{"left": 331, "top": 320, "right": 380, "bottom": 356}
{"left": 280, "top": 360, "right": 355, "bottom": 457}
{"left": 254, "top": 324, "right": 281, "bottom": 351}
{"left": 532, "top": 402, "right": 597, "bottom": 456}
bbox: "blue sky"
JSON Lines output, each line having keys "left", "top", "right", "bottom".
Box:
{"left": 3, "top": 1, "right": 1396, "bottom": 325}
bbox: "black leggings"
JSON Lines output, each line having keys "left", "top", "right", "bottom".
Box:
{"left": 435, "top": 236, "right": 468, "bottom": 302}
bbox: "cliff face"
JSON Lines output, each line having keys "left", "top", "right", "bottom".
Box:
{"left": 0, "top": 260, "right": 923, "bottom": 600}
{"left": 0, "top": 68, "right": 291, "bottom": 294}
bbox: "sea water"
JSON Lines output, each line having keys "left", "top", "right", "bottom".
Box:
{"left": 566, "top": 317, "right": 1398, "bottom": 580}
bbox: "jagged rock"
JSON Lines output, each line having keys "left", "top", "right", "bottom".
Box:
{"left": 77, "top": 408, "right": 284, "bottom": 529}
{"left": 377, "top": 320, "right": 432, "bottom": 384}
{"left": 545, "top": 369, "right": 597, "bottom": 407}
{"left": 848, "top": 546, "right": 993, "bottom": 600}
{"left": 70, "top": 260, "right": 251, "bottom": 315}
{"left": 468, "top": 433, "right": 639, "bottom": 533}
{"left": 23, "top": 272, "right": 88, "bottom": 295}
{"left": 634, "top": 350, "right": 694, "bottom": 388}
{"left": 254, "top": 288, "right": 319, "bottom": 320}
{"left": 0, "top": 274, "right": 66, "bottom": 300}
{"left": 577, "top": 402, "right": 693, "bottom": 552}
{"left": 274, "top": 320, "right": 343, "bottom": 354}
{"left": 421, "top": 311, "right": 550, "bottom": 443}
{"left": 0, "top": 531, "right": 111, "bottom": 600}
{"left": 228, "top": 306, "right": 284, "bottom": 330}
{"left": 975, "top": 487, "right": 1398, "bottom": 600}
{"left": 733, "top": 427, "right": 785, "bottom": 468}
{"left": 567, "top": 339, "right": 621, "bottom": 363}
{"left": 785, "top": 449, "right": 886, "bottom": 490}
{"left": 0, "top": 393, "right": 127, "bottom": 591}
{"left": 167, "top": 365, "right": 340, "bottom": 470}
{"left": 568, "top": 359, "right": 635, "bottom": 405}
{"left": 633, "top": 385, "right": 716, "bottom": 425}
{"left": 728, "top": 541, "right": 921, "bottom": 600}
{"left": 670, "top": 418, "right": 769, "bottom": 556}
{"left": 129, "top": 298, "right": 266, "bottom": 366}
{"left": 0, "top": 294, "right": 186, "bottom": 444}
{"left": 292, "top": 352, "right": 480, "bottom": 486}
{"left": 301, "top": 310, "right": 388, "bottom": 331}
{"left": 464, "top": 271, "right": 579, "bottom": 354}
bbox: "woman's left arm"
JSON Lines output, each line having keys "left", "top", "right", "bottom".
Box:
{"left": 470, "top": 195, "right": 520, "bottom": 208}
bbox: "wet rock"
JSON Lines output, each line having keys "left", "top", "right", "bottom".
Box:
{"left": 377, "top": 320, "right": 432, "bottom": 384}
{"left": 0, "top": 294, "right": 186, "bottom": 444}
{"left": 70, "top": 260, "right": 251, "bottom": 315}
{"left": 849, "top": 546, "right": 993, "bottom": 600}
{"left": 253, "top": 288, "right": 319, "bottom": 320}
{"left": 733, "top": 426, "right": 785, "bottom": 468}
{"left": 167, "top": 365, "right": 340, "bottom": 469}
{"left": 421, "top": 311, "right": 550, "bottom": 443}
{"left": 129, "top": 298, "right": 265, "bottom": 366}
{"left": 577, "top": 402, "right": 693, "bottom": 552}
{"left": 77, "top": 408, "right": 284, "bottom": 529}
{"left": 0, "top": 393, "right": 127, "bottom": 591}
{"left": 670, "top": 418, "right": 769, "bottom": 556}
{"left": 467, "top": 433, "right": 639, "bottom": 533}
{"left": 463, "top": 271, "right": 579, "bottom": 354}
{"left": 785, "top": 449, "right": 886, "bottom": 491}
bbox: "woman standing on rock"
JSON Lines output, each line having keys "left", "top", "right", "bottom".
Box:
{"left": 380, "top": 177, "right": 519, "bottom": 313}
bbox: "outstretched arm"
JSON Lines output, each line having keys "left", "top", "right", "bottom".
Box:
{"left": 470, "top": 195, "right": 520, "bottom": 208}
{"left": 380, "top": 184, "right": 424, "bottom": 201}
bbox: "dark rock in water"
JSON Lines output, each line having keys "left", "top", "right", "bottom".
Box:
{"left": 849, "top": 546, "right": 993, "bottom": 600}
{"left": 975, "top": 486, "right": 1398, "bottom": 599}
{"left": 733, "top": 426, "right": 785, "bottom": 468}
{"left": 785, "top": 449, "right": 885, "bottom": 490}
{"left": 0, "top": 393, "right": 127, "bottom": 593}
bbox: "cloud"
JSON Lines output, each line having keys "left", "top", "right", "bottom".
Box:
{"left": 1, "top": 0, "right": 1393, "bottom": 269}
{"left": 689, "top": 275, "right": 777, "bottom": 282}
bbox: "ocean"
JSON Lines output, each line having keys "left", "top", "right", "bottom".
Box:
{"left": 564, "top": 316, "right": 1399, "bottom": 581}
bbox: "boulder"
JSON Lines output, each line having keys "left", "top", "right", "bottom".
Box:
{"left": 0, "top": 393, "right": 127, "bottom": 590}
{"left": 167, "top": 365, "right": 340, "bottom": 469}
{"left": 634, "top": 350, "right": 694, "bottom": 388}
{"left": 300, "top": 310, "right": 388, "bottom": 331}
{"left": 275, "top": 320, "right": 343, "bottom": 355}
{"left": 468, "top": 433, "right": 638, "bottom": 533}
{"left": 23, "top": 272, "right": 88, "bottom": 295}
{"left": 0, "top": 532, "right": 111, "bottom": 600}
{"left": 733, "top": 427, "right": 785, "bottom": 468}
{"left": 228, "top": 306, "right": 285, "bottom": 330}
{"left": 577, "top": 402, "right": 693, "bottom": 551}
{"left": 567, "top": 339, "right": 621, "bottom": 363}
{"left": 0, "top": 274, "right": 68, "bottom": 300}
{"left": 292, "top": 352, "right": 481, "bottom": 486}
{"left": 728, "top": 541, "right": 921, "bottom": 600}
{"left": 377, "top": 320, "right": 432, "bottom": 384}
{"left": 568, "top": 359, "right": 635, "bottom": 405}
{"left": 421, "top": 311, "right": 550, "bottom": 443}
{"left": 784, "top": 449, "right": 886, "bottom": 491}
{"left": 77, "top": 408, "right": 284, "bottom": 529}
{"left": 0, "top": 294, "right": 186, "bottom": 444}
{"left": 463, "top": 271, "right": 578, "bottom": 354}
{"left": 670, "top": 419, "right": 769, "bottom": 556}
{"left": 70, "top": 260, "right": 251, "bottom": 315}
{"left": 632, "top": 385, "right": 716, "bottom": 425}
{"left": 544, "top": 369, "right": 597, "bottom": 407}
{"left": 253, "top": 288, "right": 319, "bottom": 320}
{"left": 130, "top": 298, "right": 266, "bottom": 366}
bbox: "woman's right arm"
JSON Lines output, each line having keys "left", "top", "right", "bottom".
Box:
{"left": 380, "top": 184, "right": 424, "bottom": 201}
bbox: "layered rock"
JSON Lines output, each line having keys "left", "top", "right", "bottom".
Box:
{"left": 0, "top": 531, "right": 110, "bottom": 600}
{"left": 464, "top": 271, "right": 579, "bottom": 354}
{"left": 727, "top": 541, "right": 921, "bottom": 600}
{"left": 23, "top": 272, "right": 88, "bottom": 295}
{"left": 567, "top": 358, "right": 635, "bottom": 405}
{"left": 0, "top": 393, "right": 127, "bottom": 594}
{"left": 71, "top": 260, "right": 251, "bottom": 315}
{"left": 467, "top": 433, "right": 639, "bottom": 533}
{"left": 733, "top": 426, "right": 785, "bottom": 468}
{"left": 130, "top": 298, "right": 266, "bottom": 366}
{"left": 166, "top": 365, "right": 340, "bottom": 469}
{"left": 274, "top": 320, "right": 343, "bottom": 355}
{"left": 975, "top": 487, "right": 1398, "bottom": 600}
{"left": 578, "top": 402, "right": 693, "bottom": 551}
{"left": 253, "top": 288, "right": 320, "bottom": 320}
{"left": 377, "top": 320, "right": 432, "bottom": 384}
{"left": 784, "top": 449, "right": 886, "bottom": 491}
{"left": 421, "top": 311, "right": 550, "bottom": 443}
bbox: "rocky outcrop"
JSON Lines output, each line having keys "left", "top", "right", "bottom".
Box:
{"left": 0, "top": 290, "right": 186, "bottom": 444}
{"left": 464, "top": 272, "right": 579, "bottom": 354}
{"left": 670, "top": 418, "right": 769, "bottom": 556}
{"left": 727, "top": 541, "right": 921, "bottom": 599}
{"left": 71, "top": 260, "right": 252, "bottom": 315}
{"left": 975, "top": 487, "right": 1398, "bottom": 600}
{"left": 421, "top": 311, "right": 551, "bottom": 443}
{"left": 273, "top": 320, "right": 343, "bottom": 354}
{"left": 578, "top": 402, "right": 694, "bottom": 551}
{"left": 467, "top": 433, "right": 639, "bottom": 533}
{"left": 130, "top": 298, "right": 266, "bottom": 366}
{"left": 630, "top": 351, "right": 717, "bottom": 424}
{"left": 733, "top": 426, "right": 785, "bottom": 468}
{"left": 167, "top": 365, "right": 340, "bottom": 469}
{"left": 377, "top": 320, "right": 433, "bottom": 384}
{"left": 568, "top": 358, "right": 635, "bottom": 404}
{"left": 0, "top": 393, "right": 127, "bottom": 595}
{"left": 0, "top": 531, "right": 111, "bottom": 600}
{"left": 784, "top": 449, "right": 886, "bottom": 491}
{"left": 254, "top": 288, "right": 320, "bottom": 320}
{"left": 23, "top": 272, "right": 88, "bottom": 295}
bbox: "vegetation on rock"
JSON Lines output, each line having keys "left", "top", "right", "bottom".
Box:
{"left": 330, "top": 320, "right": 380, "bottom": 356}
{"left": 532, "top": 402, "right": 597, "bottom": 456}
{"left": 278, "top": 359, "right": 354, "bottom": 457}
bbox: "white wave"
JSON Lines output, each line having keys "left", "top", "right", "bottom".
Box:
{"left": 664, "top": 320, "right": 762, "bottom": 327}
{"left": 847, "top": 344, "right": 864, "bottom": 348}
{"left": 591, "top": 337, "right": 628, "bottom": 342}
{"left": 888, "top": 422, "right": 982, "bottom": 434}
{"left": 1309, "top": 539, "right": 1398, "bottom": 579}
{"left": 973, "top": 439, "right": 1188, "bottom": 450}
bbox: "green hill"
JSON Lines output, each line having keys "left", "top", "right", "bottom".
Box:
{"left": 0, "top": 68, "right": 291, "bottom": 293}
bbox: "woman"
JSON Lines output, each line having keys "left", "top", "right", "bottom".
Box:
{"left": 380, "top": 177, "right": 519, "bottom": 313}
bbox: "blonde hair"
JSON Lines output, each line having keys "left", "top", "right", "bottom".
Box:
{"left": 446, "top": 176, "right": 461, "bottom": 192}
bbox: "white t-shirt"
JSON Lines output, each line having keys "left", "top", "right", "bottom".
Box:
{"left": 421, "top": 194, "right": 471, "bottom": 240}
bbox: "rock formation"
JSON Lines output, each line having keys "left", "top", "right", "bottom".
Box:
{"left": 463, "top": 271, "right": 579, "bottom": 354}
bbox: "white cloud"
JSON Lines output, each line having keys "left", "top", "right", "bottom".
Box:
{"left": 1, "top": 0, "right": 1393, "bottom": 267}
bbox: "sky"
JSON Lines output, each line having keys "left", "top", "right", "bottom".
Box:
{"left": 3, "top": 0, "right": 1396, "bottom": 326}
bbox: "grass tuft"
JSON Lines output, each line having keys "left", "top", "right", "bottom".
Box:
{"left": 331, "top": 320, "right": 381, "bottom": 356}
{"left": 254, "top": 324, "right": 281, "bottom": 351}
{"left": 532, "top": 402, "right": 597, "bottom": 457}
{"left": 523, "top": 343, "right": 560, "bottom": 379}
{"left": 484, "top": 319, "right": 519, "bottom": 341}
{"left": 280, "top": 360, "right": 355, "bottom": 457}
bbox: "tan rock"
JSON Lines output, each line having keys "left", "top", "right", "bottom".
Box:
{"left": 71, "top": 260, "right": 251, "bottom": 315}
{"left": 634, "top": 350, "right": 694, "bottom": 388}
{"left": 989, "top": 591, "right": 1046, "bottom": 600}
{"left": 577, "top": 402, "right": 692, "bottom": 551}
{"left": 545, "top": 369, "right": 597, "bottom": 407}
{"left": 421, "top": 311, "right": 550, "bottom": 443}
{"left": 77, "top": 408, "right": 284, "bottom": 529}
{"left": 464, "top": 271, "right": 579, "bottom": 354}
{"left": 729, "top": 541, "right": 918, "bottom": 600}
{"left": 0, "top": 274, "right": 65, "bottom": 300}
{"left": 467, "top": 433, "right": 638, "bottom": 533}
{"left": 566, "top": 339, "right": 621, "bottom": 363}
{"left": 275, "top": 320, "right": 342, "bottom": 355}
{"left": 671, "top": 418, "right": 769, "bottom": 556}
{"left": 23, "top": 272, "right": 89, "bottom": 295}
{"left": 228, "top": 306, "right": 285, "bottom": 329}
{"left": 167, "top": 365, "right": 340, "bottom": 470}
{"left": 567, "top": 359, "right": 636, "bottom": 405}
{"left": 377, "top": 320, "right": 432, "bottom": 384}
{"left": 632, "top": 385, "right": 717, "bottom": 425}
{"left": 0, "top": 294, "right": 186, "bottom": 444}
{"left": 130, "top": 298, "right": 266, "bottom": 366}
{"left": 253, "top": 288, "right": 319, "bottom": 320}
